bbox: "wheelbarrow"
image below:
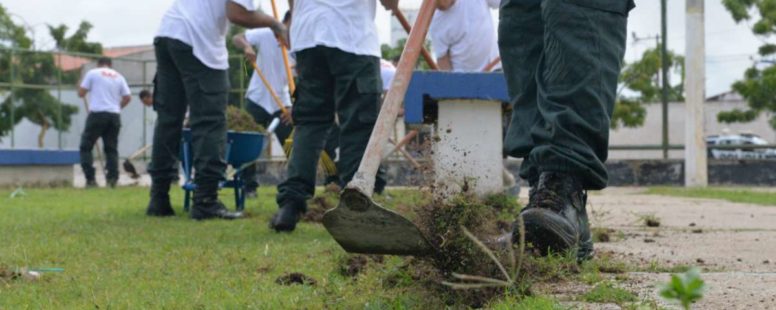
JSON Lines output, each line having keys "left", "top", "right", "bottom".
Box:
{"left": 180, "top": 129, "right": 266, "bottom": 212}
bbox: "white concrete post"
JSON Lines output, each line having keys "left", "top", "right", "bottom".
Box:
{"left": 685, "top": 0, "right": 708, "bottom": 187}
{"left": 432, "top": 99, "right": 503, "bottom": 200}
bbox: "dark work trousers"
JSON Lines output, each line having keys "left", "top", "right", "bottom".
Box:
{"left": 322, "top": 123, "right": 387, "bottom": 194}
{"left": 276, "top": 46, "right": 381, "bottom": 211}
{"left": 243, "top": 101, "right": 293, "bottom": 190}
{"left": 147, "top": 37, "right": 230, "bottom": 199}
{"left": 499, "top": 0, "right": 633, "bottom": 190}
{"left": 80, "top": 112, "right": 121, "bottom": 182}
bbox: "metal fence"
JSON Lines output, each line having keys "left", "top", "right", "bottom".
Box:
{"left": 0, "top": 47, "right": 256, "bottom": 159}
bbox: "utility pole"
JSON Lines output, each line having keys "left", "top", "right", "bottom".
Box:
{"left": 661, "top": 0, "right": 669, "bottom": 159}
{"left": 685, "top": 0, "right": 708, "bottom": 187}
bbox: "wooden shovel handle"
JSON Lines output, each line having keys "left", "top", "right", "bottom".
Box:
{"left": 347, "top": 0, "right": 436, "bottom": 195}
{"left": 270, "top": 0, "right": 296, "bottom": 95}
{"left": 251, "top": 61, "right": 291, "bottom": 119}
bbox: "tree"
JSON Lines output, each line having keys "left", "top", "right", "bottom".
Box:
{"left": 48, "top": 21, "right": 103, "bottom": 54}
{"left": 380, "top": 38, "right": 433, "bottom": 70}
{"left": 719, "top": 0, "right": 776, "bottom": 129}
{"left": 613, "top": 45, "right": 684, "bottom": 129}
{"left": 0, "top": 4, "right": 79, "bottom": 147}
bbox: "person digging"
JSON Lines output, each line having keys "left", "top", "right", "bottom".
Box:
{"left": 145, "top": 0, "right": 287, "bottom": 220}
{"left": 78, "top": 57, "right": 132, "bottom": 188}
{"left": 231, "top": 11, "right": 295, "bottom": 199}
{"left": 499, "top": 0, "right": 635, "bottom": 261}
{"left": 270, "top": 0, "right": 400, "bottom": 232}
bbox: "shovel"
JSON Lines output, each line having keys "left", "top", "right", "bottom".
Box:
{"left": 123, "top": 144, "right": 152, "bottom": 179}
{"left": 322, "top": 0, "right": 436, "bottom": 256}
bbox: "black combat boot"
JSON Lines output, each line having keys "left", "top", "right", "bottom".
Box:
{"left": 513, "top": 172, "right": 593, "bottom": 261}
{"left": 269, "top": 201, "right": 305, "bottom": 232}
{"left": 190, "top": 184, "right": 243, "bottom": 220}
{"left": 146, "top": 182, "right": 175, "bottom": 217}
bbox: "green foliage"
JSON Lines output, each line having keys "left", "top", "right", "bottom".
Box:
{"left": 380, "top": 38, "right": 432, "bottom": 70}
{"left": 0, "top": 5, "right": 31, "bottom": 49}
{"left": 659, "top": 267, "right": 705, "bottom": 310}
{"left": 582, "top": 281, "right": 638, "bottom": 304}
{"left": 0, "top": 4, "right": 90, "bottom": 146}
{"left": 614, "top": 45, "right": 684, "bottom": 129}
{"left": 721, "top": 0, "right": 776, "bottom": 129}
{"left": 226, "top": 25, "right": 251, "bottom": 107}
{"left": 48, "top": 21, "right": 103, "bottom": 54}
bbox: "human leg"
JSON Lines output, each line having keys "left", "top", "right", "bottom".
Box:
{"left": 272, "top": 47, "right": 336, "bottom": 231}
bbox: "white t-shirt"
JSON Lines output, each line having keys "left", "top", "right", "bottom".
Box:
{"left": 80, "top": 67, "right": 131, "bottom": 114}
{"left": 430, "top": 0, "right": 501, "bottom": 72}
{"left": 290, "top": 0, "right": 380, "bottom": 57}
{"left": 156, "top": 0, "right": 256, "bottom": 70}
{"left": 380, "top": 59, "right": 396, "bottom": 92}
{"left": 245, "top": 28, "right": 293, "bottom": 114}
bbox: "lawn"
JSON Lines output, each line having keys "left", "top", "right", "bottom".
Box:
{"left": 647, "top": 187, "right": 776, "bottom": 206}
{"left": 0, "top": 186, "right": 562, "bottom": 309}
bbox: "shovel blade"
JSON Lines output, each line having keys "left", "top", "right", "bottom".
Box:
{"left": 323, "top": 188, "right": 433, "bottom": 256}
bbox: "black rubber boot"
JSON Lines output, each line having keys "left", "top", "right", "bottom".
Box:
{"left": 86, "top": 179, "right": 98, "bottom": 188}
{"left": 190, "top": 183, "right": 243, "bottom": 220}
{"left": 269, "top": 201, "right": 305, "bottom": 232}
{"left": 576, "top": 191, "right": 594, "bottom": 262}
{"left": 146, "top": 182, "right": 175, "bottom": 217}
{"left": 513, "top": 172, "right": 593, "bottom": 261}
{"left": 191, "top": 197, "right": 243, "bottom": 220}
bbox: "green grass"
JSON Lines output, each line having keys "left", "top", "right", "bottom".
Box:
{"left": 0, "top": 187, "right": 561, "bottom": 308}
{"left": 647, "top": 187, "right": 776, "bottom": 206}
{"left": 582, "top": 282, "right": 637, "bottom": 305}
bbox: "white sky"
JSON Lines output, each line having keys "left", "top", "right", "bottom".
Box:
{"left": 3, "top": 0, "right": 764, "bottom": 96}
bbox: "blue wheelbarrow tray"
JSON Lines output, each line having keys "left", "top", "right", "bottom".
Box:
{"left": 180, "top": 129, "right": 266, "bottom": 211}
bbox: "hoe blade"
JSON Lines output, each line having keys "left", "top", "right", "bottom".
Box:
{"left": 323, "top": 188, "right": 433, "bottom": 256}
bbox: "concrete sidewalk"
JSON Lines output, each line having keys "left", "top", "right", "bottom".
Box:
{"left": 545, "top": 188, "right": 776, "bottom": 309}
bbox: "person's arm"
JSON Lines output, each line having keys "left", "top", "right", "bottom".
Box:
{"left": 485, "top": 0, "right": 500, "bottom": 9}
{"left": 120, "top": 96, "right": 131, "bottom": 109}
{"left": 437, "top": 53, "right": 453, "bottom": 71}
{"left": 226, "top": 2, "right": 287, "bottom": 46}
{"left": 78, "top": 87, "right": 88, "bottom": 98}
{"left": 119, "top": 77, "right": 131, "bottom": 109}
{"left": 380, "top": 0, "right": 399, "bottom": 10}
{"left": 78, "top": 72, "right": 91, "bottom": 98}
{"left": 232, "top": 33, "right": 257, "bottom": 63}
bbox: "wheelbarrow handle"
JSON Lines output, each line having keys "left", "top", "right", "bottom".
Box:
{"left": 347, "top": 0, "right": 436, "bottom": 196}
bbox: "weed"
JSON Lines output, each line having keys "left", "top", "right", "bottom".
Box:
{"left": 582, "top": 281, "right": 637, "bottom": 304}
{"left": 638, "top": 213, "right": 661, "bottom": 227}
{"left": 592, "top": 227, "right": 616, "bottom": 242}
{"left": 659, "top": 267, "right": 705, "bottom": 310}
{"left": 412, "top": 193, "right": 523, "bottom": 306}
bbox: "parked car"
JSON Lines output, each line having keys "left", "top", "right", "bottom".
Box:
{"left": 706, "top": 133, "right": 776, "bottom": 159}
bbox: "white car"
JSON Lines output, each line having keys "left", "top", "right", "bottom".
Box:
{"left": 706, "top": 133, "right": 776, "bottom": 159}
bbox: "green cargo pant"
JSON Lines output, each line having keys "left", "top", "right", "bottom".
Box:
{"left": 147, "top": 37, "right": 229, "bottom": 197}
{"left": 321, "top": 123, "right": 388, "bottom": 194}
{"left": 80, "top": 112, "right": 121, "bottom": 182}
{"left": 243, "top": 101, "right": 293, "bottom": 190}
{"left": 499, "top": 0, "right": 633, "bottom": 190}
{"left": 276, "top": 46, "right": 381, "bottom": 211}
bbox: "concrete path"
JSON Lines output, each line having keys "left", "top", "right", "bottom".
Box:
{"left": 558, "top": 188, "right": 776, "bottom": 309}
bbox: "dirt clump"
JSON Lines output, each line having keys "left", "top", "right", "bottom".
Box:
{"left": 275, "top": 272, "right": 317, "bottom": 286}
{"left": 592, "top": 227, "right": 615, "bottom": 242}
{"left": 302, "top": 194, "right": 337, "bottom": 223}
{"left": 338, "top": 255, "right": 385, "bottom": 278}
{"left": 341, "top": 255, "right": 368, "bottom": 277}
{"left": 410, "top": 193, "right": 522, "bottom": 307}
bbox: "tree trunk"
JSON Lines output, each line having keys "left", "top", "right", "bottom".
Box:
{"left": 37, "top": 112, "right": 49, "bottom": 148}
